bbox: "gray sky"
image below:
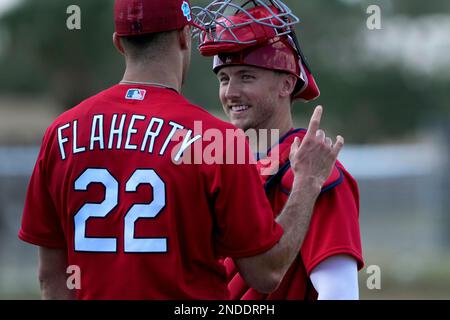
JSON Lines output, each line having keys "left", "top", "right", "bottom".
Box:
{"left": 0, "top": 0, "right": 20, "bottom": 16}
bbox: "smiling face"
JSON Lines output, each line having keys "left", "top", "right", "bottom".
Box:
{"left": 217, "top": 65, "right": 291, "bottom": 132}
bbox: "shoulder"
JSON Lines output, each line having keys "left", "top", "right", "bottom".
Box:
{"left": 275, "top": 128, "right": 357, "bottom": 195}
{"left": 313, "top": 160, "right": 360, "bottom": 221}
{"left": 47, "top": 86, "right": 113, "bottom": 130}
{"left": 331, "top": 160, "right": 359, "bottom": 196}
{"left": 322, "top": 162, "right": 346, "bottom": 193}
{"left": 279, "top": 163, "right": 350, "bottom": 196}
{"left": 36, "top": 87, "right": 114, "bottom": 160}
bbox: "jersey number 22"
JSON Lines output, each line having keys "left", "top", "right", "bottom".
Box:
{"left": 73, "top": 168, "right": 167, "bottom": 253}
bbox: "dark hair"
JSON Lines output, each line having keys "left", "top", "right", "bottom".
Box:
{"left": 120, "top": 30, "right": 175, "bottom": 61}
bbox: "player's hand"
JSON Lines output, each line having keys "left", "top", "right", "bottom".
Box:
{"left": 289, "top": 105, "right": 344, "bottom": 191}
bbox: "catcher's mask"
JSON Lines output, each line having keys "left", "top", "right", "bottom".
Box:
{"left": 192, "top": 0, "right": 319, "bottom": 102}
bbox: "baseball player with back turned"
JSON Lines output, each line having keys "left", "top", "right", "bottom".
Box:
{"left": 194, "top": 0, "right": 364, "bottom": 300}
{"left": 19, "top": 0, "right": 343, "bottom": 299}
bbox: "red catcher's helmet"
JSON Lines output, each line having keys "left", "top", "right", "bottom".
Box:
{"left": 192, "top": 0, "right": 320, "bottom": 102}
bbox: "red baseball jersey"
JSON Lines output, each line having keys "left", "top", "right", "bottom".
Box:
{"left": 19, "top": 84, "right": 283, "bottom": 300}
{"left": 225, "top": 128, "right": 364, "bottom": 300}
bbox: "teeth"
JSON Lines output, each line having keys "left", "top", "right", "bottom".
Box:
{"left": 231, "top": 105, "right": 249, "bottom": 112}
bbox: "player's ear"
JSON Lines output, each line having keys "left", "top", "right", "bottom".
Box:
{"left": 279, "top": 74, "right": 297, "bottom": 98}
{"left": 113, "top": 32, "right": 125, "bottom": 56}
{"left": 178, "top": 25, "right": 191, "bottom": 50}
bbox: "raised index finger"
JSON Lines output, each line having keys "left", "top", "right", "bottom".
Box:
{"left": 305, "top": 105, "right": 323, "bottom": 138}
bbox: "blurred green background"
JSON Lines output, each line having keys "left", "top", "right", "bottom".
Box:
{"left": 0, "top": 0, "right": 449, "bottom": 299}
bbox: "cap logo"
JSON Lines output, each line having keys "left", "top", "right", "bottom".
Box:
{"left": 131, "top": 21, "right": 143, "bottom": 33}
{"left": 125, "top": 89, "right": 147, "bottom": 101}
{"left": 181, "top": 1, "right": 192, "bottom": 22}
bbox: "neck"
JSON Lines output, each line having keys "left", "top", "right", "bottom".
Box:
{"left": 249, "top": 104, "right": 293, "bottom": 156}
{"left": 121, "top": 54, "right": 183, "bottom": 93}
{"left": 247, "top": 123, "right": 293, "bottom": 157}
{"left": 119, "top": 79, "right": 179, "bottom": 93}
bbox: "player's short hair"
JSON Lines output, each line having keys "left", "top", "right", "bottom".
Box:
{"left": 120, "top": 30, "right": 176, "bottom": 62}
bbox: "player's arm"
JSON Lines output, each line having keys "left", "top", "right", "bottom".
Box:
{"left": 235, "top": 106, "right": 344, "bottom": 294}
{"left": 38, "top": 246, "right": 75, "bottom": 300}
{"left": 310, "top": 254, "right": 359, "bottom": 300}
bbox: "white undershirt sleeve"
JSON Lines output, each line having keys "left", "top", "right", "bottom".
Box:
{"left": 310, "top": 254, "right": 359, "bottom": 300}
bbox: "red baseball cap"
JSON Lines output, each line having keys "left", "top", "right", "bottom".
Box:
{"left": 114, "top": 0, "right": 194, "bottom": 36}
